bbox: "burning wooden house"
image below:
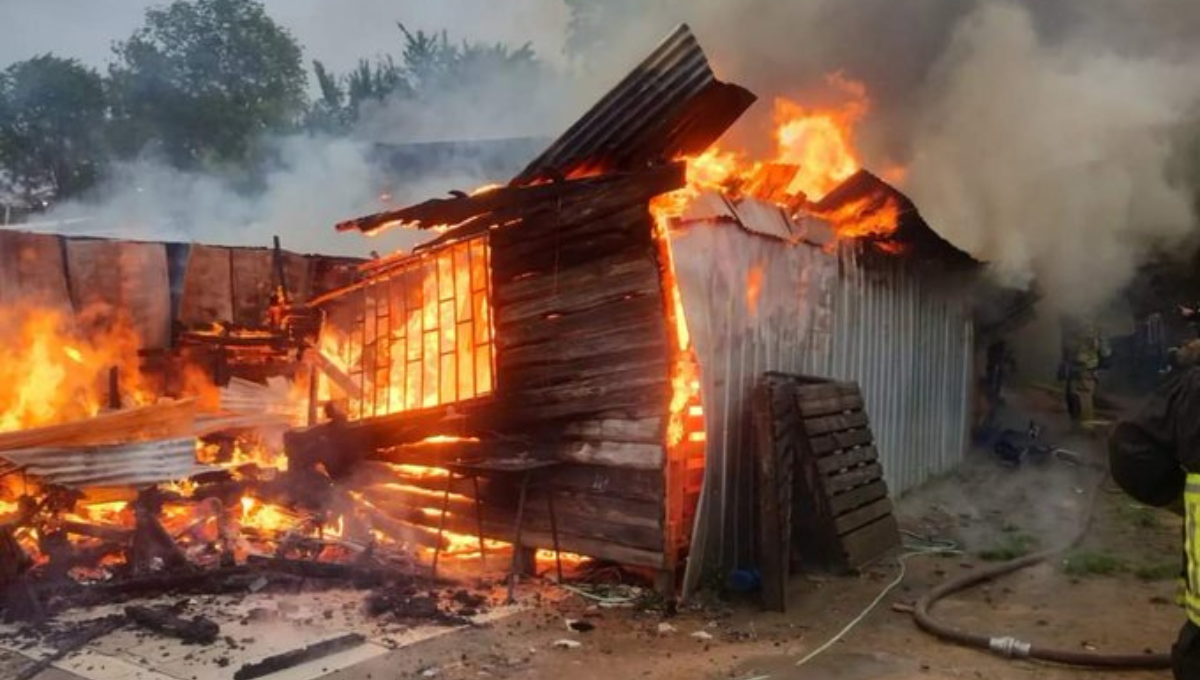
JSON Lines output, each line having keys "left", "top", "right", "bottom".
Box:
{"left": 311, "top": 25, "right": 979, "bottom": 594}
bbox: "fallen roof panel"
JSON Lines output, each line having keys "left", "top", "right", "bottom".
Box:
{"left": 1, "top": 437, "right": 215, "bottom": 488}
{"left": 510, "top": 24, "right": 755, "bottom": 186}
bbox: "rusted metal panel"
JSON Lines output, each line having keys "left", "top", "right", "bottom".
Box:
{"left": 512, "top": 24, "right": 755, "bottom": 186}
{"left": 671, "top": 195, "right": 974, "bottom": 596}
{"left": 0, "top": 230, "right": 71, "bottom": 309}
{"left": 0, "top": 437, "right": 211, "bottom": 488}
{"left": 65, "top": 239, "right": 172, "bottom": 348}
{"left": 179, "top": 244, "right": 234, "bottom": 325}
{"left": 230, "top": 248, "right": 275, "bottom": 327}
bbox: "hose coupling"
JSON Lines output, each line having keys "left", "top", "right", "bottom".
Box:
{"left": 988, "top": 636, "right": 1032, "bottom": 658}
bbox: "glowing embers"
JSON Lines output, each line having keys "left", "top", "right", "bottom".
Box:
{"left": 319, "top": 236, "right": 496, "bottom": 420}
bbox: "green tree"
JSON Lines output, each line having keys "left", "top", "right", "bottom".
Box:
{"left": 0, "top": 55, "right": 108, "bottom": 199}
{"left": 304, "top": 24, "right": 544, "bottom": 132}
{"left": 108, "top": 0, "right": 307, "bottom": 169}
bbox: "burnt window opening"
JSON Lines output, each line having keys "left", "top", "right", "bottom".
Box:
{"left": 319, "top": 236, "right": 495, "bottom": 419}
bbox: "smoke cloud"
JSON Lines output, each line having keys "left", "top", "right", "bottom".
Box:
{"left": 8, "top": 0, "right": 1200, "bottom": 310}
{"left": 903, "top": 2, "right": 1200, "bottom": 312}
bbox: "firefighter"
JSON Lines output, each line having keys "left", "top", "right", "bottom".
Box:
{"left": 1109, "top": 339, "right": 1200, "bottom": 678}
{"left": 1060, "top": 318, "right": 1111, "bottom": 425}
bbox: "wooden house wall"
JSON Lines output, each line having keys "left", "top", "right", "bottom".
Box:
{"left": 484, "top": 196, "right": 675, "bottom": 569}
{"left": 0, "top": 230, "right": 352, "bottom": 345}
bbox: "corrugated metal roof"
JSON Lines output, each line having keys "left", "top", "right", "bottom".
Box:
{"left": 813, "top": 170, "right": 979, "bottom": 267}
{"left": 511, "top": 24, "right": 756, "bottom": 186}
{"left": 0, "top": 437, "right": 214, "bottom": 488}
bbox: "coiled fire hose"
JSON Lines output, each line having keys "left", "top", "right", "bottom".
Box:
{"left": 912, "top": 466, "right": 1172, "bottom": 669}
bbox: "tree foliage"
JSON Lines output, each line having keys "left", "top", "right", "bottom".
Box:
{"left": 0, "top": 55, "right": 107, "bottom": 199}
{"left": 107, "top": 0, "right": 307, "bottom": 169}
{"left": 307, "top": 24, "right": 542, "bottom": 132}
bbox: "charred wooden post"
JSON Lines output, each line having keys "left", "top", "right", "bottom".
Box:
{"left": 129, "top": 488, "right": 193, "bottom": 574}
{"left": 0, "top": 526, "right": 41, "bottom": 622}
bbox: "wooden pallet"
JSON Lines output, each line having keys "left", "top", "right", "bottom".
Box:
{"left": 753, "top": 373, "right": 899, "bottom": 605}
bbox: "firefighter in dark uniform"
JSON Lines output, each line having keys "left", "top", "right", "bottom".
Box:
{"left": 1109, "top": 339, "right": 1200, "bottom": 678}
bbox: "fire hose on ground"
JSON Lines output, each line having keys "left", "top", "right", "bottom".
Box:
{"left": 912, "top": 459, "right": 1172, "bottom": 670}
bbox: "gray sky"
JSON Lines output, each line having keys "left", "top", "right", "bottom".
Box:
{"left": 0, "top": 0, "right": 570, "bottom": 73}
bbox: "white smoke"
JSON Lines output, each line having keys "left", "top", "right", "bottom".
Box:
{"left": 8, "top": 0, "right": 1200, "bottom": 310}
{"left": 904, "top": 1, "right": 1200, "bottom": 311}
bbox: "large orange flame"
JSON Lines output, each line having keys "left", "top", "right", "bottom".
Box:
{"left": 651, "top": 73, "right": 901, "bottom": 244}
{"left": 0, "top": 304, "right": 151, "bottom": 432}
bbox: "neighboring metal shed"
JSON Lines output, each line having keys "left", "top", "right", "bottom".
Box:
{"left": 670, "top": 182, "right": 977, "bottom": 594}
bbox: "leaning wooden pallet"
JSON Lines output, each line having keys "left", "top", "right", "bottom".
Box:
{"left": 752, "top": 372, "right": 900, "bottom": 610}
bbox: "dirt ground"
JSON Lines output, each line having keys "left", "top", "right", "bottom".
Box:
{"left": 338, "top": 388, "right": 1182, "bottom": 680}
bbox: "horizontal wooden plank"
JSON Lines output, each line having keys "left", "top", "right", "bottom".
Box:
{"left": 834, "top": 497, "right": 893, "bottom": 536}
{"left": 502, "top": 393, "right": 669, "bottom": 423}
{"left": 553, "top": 441, "right": 664, "bottom": 470}
{"left": 406, "top": 496, "right": 666, "bottom": 559}
{"left": 838, "top": 514, "right": 899, "bottom": 570}
{"left": 562, "top": 418, "right": 663, "bottom": 444}
{"left": 794, "top": 382, "right": 859, "bottom": 402}
{"left": 503, "top": 367, "right": 671, "bottom": 408}
{"left": 828, "top": 479, "right": 889, "bottom": 515}
{"left": 796, "top": 393, "right": 865, "bottom": 418}
{"left": 539, "top": 464, "right": 663, "bottom": 502}
{"left": 494, "top": 294, "right": 664, "bottom": 349}
{"left": 817, "top": 446, "right": 880, "bottom": 475}
{"left": 825, "top": 463, "right": 883, "bottom": 494}
{"left": 496, "top": 259, "right": 661, "bottom": 323}
{"left": 494, "top": 338, "right": 672, "bottom": 383}
{"left": 809, "top": 428, "right": 874, "bottom": 455}
{"left": 803, "top": 411, "right": 869, "bottom": 436}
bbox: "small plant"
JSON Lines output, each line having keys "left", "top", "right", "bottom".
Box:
{"left": 1063, "top": 550, "right": 1126, "bottom": 577}
{"left": 1120, "top": 503, "right": 1162, "bottom": 530}
{"left": 1133, "top": 561, "right": 1181, "bottom": 582}
{"left": 978, "top": 533, "right": 1037, "bottom": 561}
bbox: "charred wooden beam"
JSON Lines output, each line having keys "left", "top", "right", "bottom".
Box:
{"left": 234, "top": 632, "right": 366, "bottom": 680}
{"left": 125, "top": 604, "right": 220, "bottom": 644}
{"left": 333, "top": 164, "right": 682, "bottom": 236}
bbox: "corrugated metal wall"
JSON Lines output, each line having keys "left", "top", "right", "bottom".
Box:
{"left": 800, "top": 248, "right": 974, "bottom": 495}
{"left": 670, "top": 201, "right": 974, "bottom": 593}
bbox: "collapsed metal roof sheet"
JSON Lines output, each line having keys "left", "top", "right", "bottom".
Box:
{"left": 510, "top": 24, "right": 756, "bottom": 186}
{"left": 0, "top": 437, "right": 214, "bottom": 488}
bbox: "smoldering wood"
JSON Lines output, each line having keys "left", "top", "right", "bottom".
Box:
{"left": 233, "top": 632, "right": 366, "bottom": 680}
{"left": 125, "top": 604, "right": 220, "bottom": 644}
